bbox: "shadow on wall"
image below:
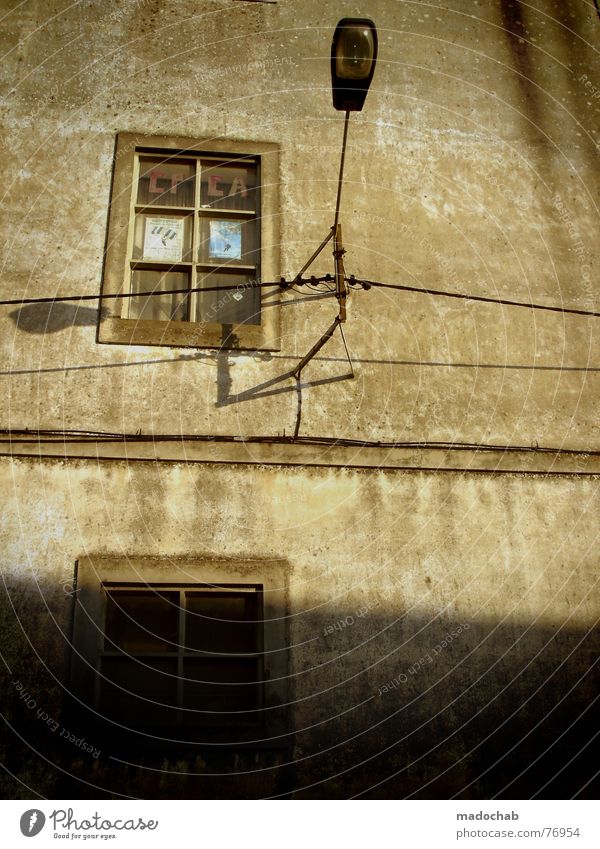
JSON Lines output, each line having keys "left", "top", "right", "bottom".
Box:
{"left": 215, "top": 349, "right": 354, "bottom": 409}
{"left": 499, "top": 0, "right": 599, "bottom": 167}
{"left": 8, "top": 303, "right": 107, "bottom": 334}
{"left": 0, "top": 575, "right": 598, "bottom": 800}
{"left": 499, "top": 0, "right": 544, "bottom": 138}
{"left": 548, "top": 0, "right": 600, "bottom": 169}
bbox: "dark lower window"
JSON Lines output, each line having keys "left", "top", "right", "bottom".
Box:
{"left": 98, "top": 585, "right": 264, "bottom": 728}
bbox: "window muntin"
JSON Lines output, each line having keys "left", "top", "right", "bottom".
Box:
{"left": 98, "top": 584, "right": 263, "bottom": 727}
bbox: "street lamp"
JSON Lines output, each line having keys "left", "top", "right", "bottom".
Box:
{"left": 331, "top": 18, "right": 378, "bottom": 112}
{"left": 291, "top": 18, "right": 378, "bottom": 378}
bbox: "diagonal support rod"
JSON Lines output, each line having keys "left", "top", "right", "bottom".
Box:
{"left": 293, "top": 228, "right": 335, "bottom": 283}
{"left": 293, "top": 318, "right": 342, "bottom": 378}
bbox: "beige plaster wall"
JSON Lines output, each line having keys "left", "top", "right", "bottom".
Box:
{"left": 0, "top": 0, "right": 598, "bottom": 800}
{"left": 1, "top": 456, "right": 598, "bottom": 796}
{"left": 0, "top": 0, "right": 598, "bottom": 447}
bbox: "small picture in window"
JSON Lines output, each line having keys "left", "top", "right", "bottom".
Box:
{"left": 143, "top": 217, "right": 184, "bottom": 261}
{"left": 208, "top": 220, "right": 242, "bottom": 260}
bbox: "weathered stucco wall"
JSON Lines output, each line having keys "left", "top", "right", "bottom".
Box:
{"left": 1, "top": 456, "right": 598, "bottom": 797}
{"left": 0, "top": 0, "right": 598, "bottom": 800}
{"left": 0, "top": 0, "right": 598, "bottom": 445}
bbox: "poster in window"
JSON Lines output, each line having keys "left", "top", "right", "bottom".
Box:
{"left": 208, "top": 220, "right": 242, "bottom": 260}
{"left": 143, "top": 217, "right": 184, "bottom": 261}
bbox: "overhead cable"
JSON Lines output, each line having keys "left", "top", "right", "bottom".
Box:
{"left": 1, "top": 428, "right": 598, "bottom": 457}
{"left": 1, "top": 275, "right": 598, "bottom": 318}
{"left": 0, "top": 278, "right": 330, "bottom": 308}
{"left": 350, "top": 277, "right": 600, "bottom": 318}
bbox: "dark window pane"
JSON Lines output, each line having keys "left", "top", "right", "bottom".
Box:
{"left": 184, "top": 592, "right": 260, "bottom": 653}
{"left": 137, "top": 158, "right": 195, "bottom": 207}
{"left": 195, "top": 272, "right": 260, "bottom": 326}
{"left": 128, "top": 270, "right": 189, "bottom": 322}
{"left": 200, "top": 162, "right": 257, "bottom": 211}
{"left": 104, "top": 590, "right": 179, "bottom": 652}
{"left": 100, "top": 656, "right": 178, "bottom": 725}
{"left": 182, "top": 657, "right": 260, "bottom": 723}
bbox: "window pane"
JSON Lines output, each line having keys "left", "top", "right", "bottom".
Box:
{"left": 133, "top": 214, "right": 192, "bottom": 262}
{"left": 104, "top": 590, "right": 179, "bottom": 652}
{"left": 128, "top": 270, "right": 189, "bottom": 322}
{"left": 100, "top": 656, "right": 178, "bottom": 725}
{"left": 198, "top": 218, "right": 258, "bottom": 267}
{"left": 200, "top": 162, "right": 257, "bottom": 211}
{"left": 184, "top": 591, "right": 260, "bottom": 653}
{"left": 182, "top": 658, "right": 260, "bottom": 724}
{"left": 195, "top": 272, "right": 260, "bottom": 326}
{"left": 137, "top": 158, "right": 195, "bottom": 207}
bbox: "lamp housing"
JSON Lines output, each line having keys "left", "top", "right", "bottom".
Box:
{"left": 331, "top": 18, "right": 378, "bottom": 112}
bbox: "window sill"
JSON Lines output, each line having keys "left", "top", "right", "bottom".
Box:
{"left": 97, "top": 314, "right": 281, "bottom": 351}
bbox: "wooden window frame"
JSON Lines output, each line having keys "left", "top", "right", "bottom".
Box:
{"left": 98, "top": 133, "right": 281, "bottom": 351}
{"left": 70, "top": 556, "right": 290, "bottom": 746}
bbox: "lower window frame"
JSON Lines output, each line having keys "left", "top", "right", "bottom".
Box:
{"left": 69, "top": 556, "right": 290, "bottom": 748}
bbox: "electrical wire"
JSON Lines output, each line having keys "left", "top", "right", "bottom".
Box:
{"left": 2, "top": 275, "right": 598, "bottom": 318}
{"left": 1, "top": 428, "right": 598, "bottom": 457}
{"left": 0, "top": 276, "right": 339, "bottom": 307}
{"left": 351, "top": 277, "right": 600, "bottom": 318}
{"left": 338, "top": 321, "right": 354, "bottom": 377}
{"left": 0, "top": 279, "right": 326, "bottom": 307}
{"left": 307, "top": 283, "right": 335, "bottom": 293}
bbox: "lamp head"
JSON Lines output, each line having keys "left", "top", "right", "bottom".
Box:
{"left": 331, "top": 18, "right": 378, "bottom": 111}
